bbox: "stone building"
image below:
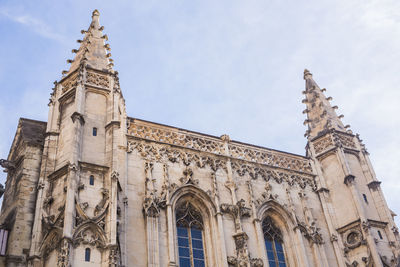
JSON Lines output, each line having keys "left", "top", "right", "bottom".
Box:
{"left": 0, "top": 9, "right": 399, "bottom": 267}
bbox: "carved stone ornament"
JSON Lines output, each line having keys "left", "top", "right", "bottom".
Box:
{"left": 179, "top": 167, "right": 198, "bottom": 185}
{"left": 0, "top": 159, "right": 15, "bottom": 172}
{"left": 297, "top": 221, "right": 324, "bottom": 245}
{"left": 42, "top": 205, "right": 65, "bottom": 235}
{"left": 392, "top": 226, "right": 399, "bottom": 235}
{"left": 68, "top": 162, "right": 79, "bottom": 172}
{"left": 86, "top": 71, "right": 110, "bottom": 88}
{"left": 227, "top": 232, "right": 263, "bottom": 267}
{"left": 127, "top": 120, "right": 312, "bottom": 174}
{"left": 330, "top": 234, "right": 338, "bottom": 242}
{"left": 361, "top": 220, "right": 371, "bottom": 233}
{"left": 344, "top": 175, "right": 355, "bottom": 186}
{"left": 70, "top": 112, "right": 85, "bottom": 125}
{"left": 57, "top": 238, "right": 70, "bottom": 267}
{"left": 231, "top": 160, "right": 316, "bottom": 190}
{"left": 220, "top": 199, "right": 251, "bottom": 231}
{"left": 367, "top": 181, "right": 381, "bottom": 191}
{"left": 111, "top": 170, "right": 119, "bottom": 181}
{"left": 143, "top": 195, "right": 166, "bottom": 217}
{"left": 127, "top": 140, "right": 227, "bottom": 172}
{"left": 255, "top": 183, "right": 278, "bottom": 207}
{"left": 75, "top": 195, "right": 108, "bottom": 230}
{"left": 95, "top": 188, "right": 109, "bottom": 216}
{"left": 313, "top": 135, "right": 334, "bottom": 154}
{"left": 72, "top": 222, "right": 107, "bottom": 248}
{"left": 109, "top": 246, "right": 119, "bottom": 267}
{"left": 343, "top": 229, "right": 363, "bottom": 249}
{"left": 40, "top": 229, "right": 62, "bottom": 258}
{"left": 333, "top": 132, "right": 357, "bottom": 150}
{"left": 221, "top": 199, "right": 251, "bottom": 222}
{"left": 61, "top": 71, "right": 78, "bottom": 94}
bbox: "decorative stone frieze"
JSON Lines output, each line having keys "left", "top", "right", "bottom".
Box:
{"left": 127, "top": 120, "right": 312, "bottom": 174}
{"left": 127, "top": 140, "right": 228, "bottom": 171}
{"left": 86, "top": 71, "right": 110, "bottom": 88}
{"left": 57, "top": 238, "right": 70, "bottom": 267}
{"left": 231, "top": 160, "right": 316, "bottom": 190}
{"left": 334, "top": 132, "right": 357, "bottom": 150}
{"left": 313, "top": 135, "right": 334, "bottom": 154}
{"left": 61, "top": 71, "right": 78, "bottom": 94}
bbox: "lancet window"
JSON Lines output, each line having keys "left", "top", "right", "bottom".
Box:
{"left": 176, "top": 202, "right": 205, "bottom": 267}
{"left": 263, "top": 216, "right": 287, "bottom": 267}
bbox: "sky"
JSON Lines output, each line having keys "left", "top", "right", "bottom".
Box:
{"left": 0, "top": 0, "right": 399, "bottom": 227}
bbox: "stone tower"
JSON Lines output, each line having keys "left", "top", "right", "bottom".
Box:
{"left": 0, "top": 10, "right": 399, "bottom": 267}
{"left": 303, "top": 69, "right": 399, "bottom": 266}
{"left": 26, "top": 10, "right": 127, "bottom": 267}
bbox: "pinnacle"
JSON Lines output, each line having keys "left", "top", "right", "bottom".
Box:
{"left": 301, "top": 70, "right": 347, "bottom": 138}
{"left": 63, "top": 9, "right": 114, "bottom": 76}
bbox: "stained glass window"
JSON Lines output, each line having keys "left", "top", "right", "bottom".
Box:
{"left": 263, "top": 216, "right": 287, "bottom": 267}
{"left": 176, "top": 202, "right": 205, "bottom": 267}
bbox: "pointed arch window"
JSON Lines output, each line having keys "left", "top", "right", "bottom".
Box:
{"left": 263, "top": 216, "right": 287, "bottom": 267}
{"left": 176, "top": 202, "right": 205, "bottom": 267}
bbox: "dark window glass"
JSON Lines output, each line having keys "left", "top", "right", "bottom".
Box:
{"left": 378, "top": 230, "right": 383, "bottom": 240}
{"left": 93, "top": 127, "right": 97, "bottom": 136}
{"left": 85, "top": 248, "right": 91, "bottom": 262}
{"left": 363, "top": 194, "right": 368, "bottom": 204}
{"left": 89, "top": 175, "right": 94, "bottom": 186}
{"left": 263, "top": 216, "right": 287, "bottom": 267}
{"left": 0, "top": 229, "right": 9, "bottom": 256}
{"left": 176, "top": 202, "right": 205, "bottom": 267}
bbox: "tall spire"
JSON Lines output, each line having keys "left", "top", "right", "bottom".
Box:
{"left": 65, "top": 10, "right": 113, "bottom": 75}
{"left": 302, "top": 69, "right": 346, "bottom": 138}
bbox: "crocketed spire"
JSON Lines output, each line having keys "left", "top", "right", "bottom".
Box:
{"left": 302, "top": 69, "right": 346, "bottom": 138}
{"left": 66, "top": 10, "right": 113, "bottom": 74}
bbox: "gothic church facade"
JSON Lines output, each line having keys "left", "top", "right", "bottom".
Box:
{"left": 0, "top": 10, "right": 399, "bottom": 267}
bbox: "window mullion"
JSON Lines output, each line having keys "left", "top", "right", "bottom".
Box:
{"left": 273, "top": 238, "right": 279, "bottom": 267}
{"left": 189, "top": 227, "right": 194, "bottom": 267}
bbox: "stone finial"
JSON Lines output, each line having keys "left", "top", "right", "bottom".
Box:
{"left": 92, "top": 9, "right": 100, "bottom": 18}
{"left": 304, "top": 69, "right": 312, "bottom": 79}
{"left": 220, "top": 134, "right": 230, "bottom": 142}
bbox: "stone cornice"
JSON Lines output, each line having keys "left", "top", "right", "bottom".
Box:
{"left": 78, "top": 161, "right": 109, "bottom": 172}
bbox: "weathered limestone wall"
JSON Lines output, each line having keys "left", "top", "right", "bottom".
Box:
{"left": 0, "top": 120, "right": 45, "bottom": 267}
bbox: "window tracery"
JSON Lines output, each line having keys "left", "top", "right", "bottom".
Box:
{"left": 263, "top": 216, "right": 287, "bottom": 267}
{"left": 176, "top": 202, "right": 205, "bottom": 267}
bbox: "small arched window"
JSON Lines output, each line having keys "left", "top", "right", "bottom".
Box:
{"left": 263, "top": 216, "right": 287, "bottom": 267}
{"left": 92, "top": 127, "right": 97, "bottom": 136}
{"left": 176, "top": 202, "right": 205, "bottom": 267}
{"left": 89, "top": 175, "right": 94, "bottom": 186}
{"left": 85, "top": 248, "right": 91, "bottom": 262}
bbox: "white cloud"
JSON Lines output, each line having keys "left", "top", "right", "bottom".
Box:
{"left": 0, "top": 8, "right": 66, "bottom": 42}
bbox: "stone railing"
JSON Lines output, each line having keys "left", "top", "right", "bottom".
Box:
{"left": 127, "top": 119, "right": 313, "bottom": 175}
